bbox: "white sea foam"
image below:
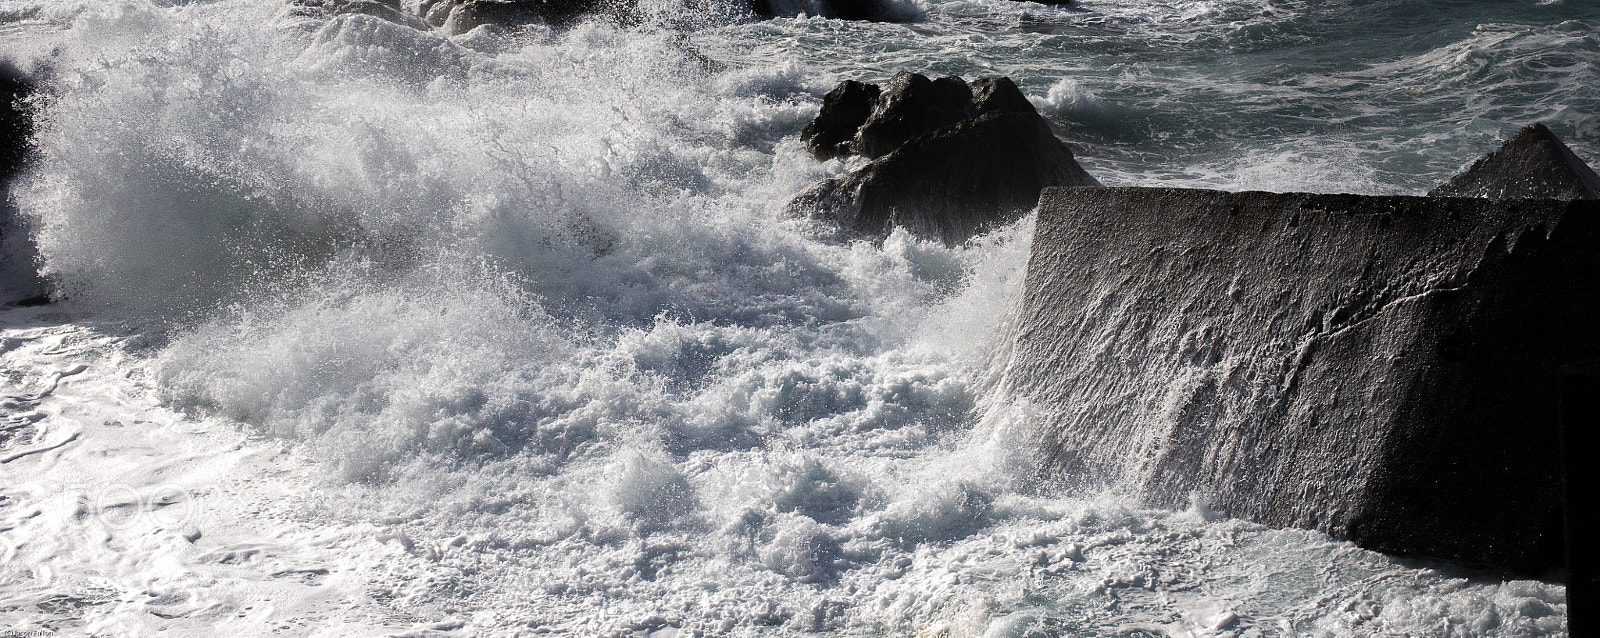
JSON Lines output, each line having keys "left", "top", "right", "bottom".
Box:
{"left": 0, "top": 0, "right": 1586, "bottom": 634}
{"left": 1030, "top": 78, "right": 1099, "bottom": 117}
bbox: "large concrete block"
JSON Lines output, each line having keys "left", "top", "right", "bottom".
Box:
{"left": 1012, "top": 186, "right": 1600, "bottom": 574}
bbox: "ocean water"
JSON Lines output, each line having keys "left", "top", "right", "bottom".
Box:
{"left": 0, "top": 0, "right": 1593, "bottom": 635}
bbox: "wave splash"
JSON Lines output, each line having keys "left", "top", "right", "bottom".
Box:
{"left": 1, "top": 0, "right": 1583, "bottom": 633}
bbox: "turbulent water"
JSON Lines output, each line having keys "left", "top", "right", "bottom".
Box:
{"left": 0, "top": 0, "right": 1593, "bottom": 635}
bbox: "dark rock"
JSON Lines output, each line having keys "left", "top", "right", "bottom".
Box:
{"left": 853, "top": 72, "right": 974, "bottom": 160}
{"left": 789, "top": 111, "right": 1098, "bottom": 246}
{"left": 1013, "top": 186, "right": 1600, "bottom": 575}
{"left": 1429, "top": 123, "right": 1600, "bottom": 200}
{"left": 1, "top": 61, "right": 31, "bottom": 181}
{"left": 970, "top": 76, "right": 1036, "bottom": 116}
{"left": 1565, "top": 360, "right": 1600, "bottom": 635}
{"left": 1, "top": 60, "right": 47, "bottom": 306}
{"left": 282, "top": 0, "right": 429, "bottom": 29}
{"left": 801, "top": 80, "right": 880, "bottom": 161}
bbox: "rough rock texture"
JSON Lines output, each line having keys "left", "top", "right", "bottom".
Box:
{"left": 790, "top": 73, "right": 1098, "bottom": 245}
{"left": 1429, "top": 123, "right": 1600, "bottom": 200}
{"left": 970, "top": 76, "right": 1034, "bottom": 116}
{"left": 853, "top": 72, "right": 974, "bottom": 160}
{"left": 789, "top": 112, "right": 1097, "bottom": 246}
{"left": 1, "top": 60, "right": 46, "bottom": 306}
{"left": 1012, "top": 186, "right": 1600, "bottom": 575}
{"left": 1565, "top": 360, "right": 1600, "bottom": 634}
{"left": 801, "top": 80, "right": 880, "bottom": 161}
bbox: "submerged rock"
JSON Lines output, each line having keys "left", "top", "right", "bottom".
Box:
{"left": 790, "top": 73, "right": 1098, "bottom": 245}
{"left": 1429, "top": 123, "right": 1600, "bottom": 200}
{"left": 1014, "top": 186, "right": 1600, "bottom": 575}
{"left": 790, "top": 111, "right": 1098, "bottom": 246}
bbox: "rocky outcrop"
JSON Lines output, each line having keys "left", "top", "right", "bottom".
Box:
{"left": 852, "top": 73, "right": 974, "bottom": 160}
{"left": 1011, "top": 186, "right": 1600, "bottom": 575}
{"left": 969, "top": 77, "right": 1036, "bottom": 116}
{"left": 790, "top": 73, "right": 1098, "bottom": 245}
{"left": 1429, "top": 123, "right": 1600, "bottom": 200}
{"left": 1, "top": 60, "right": 47, "bottom": 306}
{"left": 801, "top": 80, "right": 879, "bottom": 161}
{"left": 792, "top": 112, "right": 1097, "bottom": 245}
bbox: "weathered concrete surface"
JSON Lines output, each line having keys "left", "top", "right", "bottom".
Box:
{"left": 1430, "top": 123, "right": 1600, "bottom": 200}
{"left": 1013, "top": 186, "right": 1600, "bottom": 574}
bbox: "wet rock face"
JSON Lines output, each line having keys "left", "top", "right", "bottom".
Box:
{"left": 853, "top": 72, "right": 974, "bottom": 160}
{"left": 801, "top": 80, "right": 880, "bottom": 161}
{"left": 1429, "top": 123, "right": 1600, "bottom": 200}
{"left": 793, "top": 112, "right": 1097, "bottom": 246}
{"left": 969, "top": 76, "right": 1035, "bottom": 116}
{"left": 791, "top": 73, "right": 1098, "bottom": 245}
{"left": 1013, "top": 186, "right": 1600, "bottom": 575}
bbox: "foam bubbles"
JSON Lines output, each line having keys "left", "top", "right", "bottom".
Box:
{"left": 1030, "top": 78, "right": 1100, "bottom": 117}
{"left": 1, "top": 0, "right": 1582, "bottom": 633}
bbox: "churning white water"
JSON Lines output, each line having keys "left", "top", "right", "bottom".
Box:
{"left": 1, "top": 0, "right": 1590, "bottom": 634}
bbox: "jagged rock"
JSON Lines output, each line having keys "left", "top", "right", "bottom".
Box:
{"left": 1429, "top": 123, "right": 1600, "bottom": 200}
{"left": 791, "top": 73, "right": 1098, "bottom": 245}
{"left": 801, "top": 80, "right": 879, "bottom": 161}
{"left": 1013, "top": 186, "right": 1600, "bottom": 575}
{"left": 970, "top": 76, "right": 1035, "bottom": 116}
{"left": 853, "top": 72, "right": 974, "bottom": 160}
{"left": 789, "top": 111, "right": 1098, "bottom": 246}
{"left": 281, "top": 0, "right": 429, "bottom": 29}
